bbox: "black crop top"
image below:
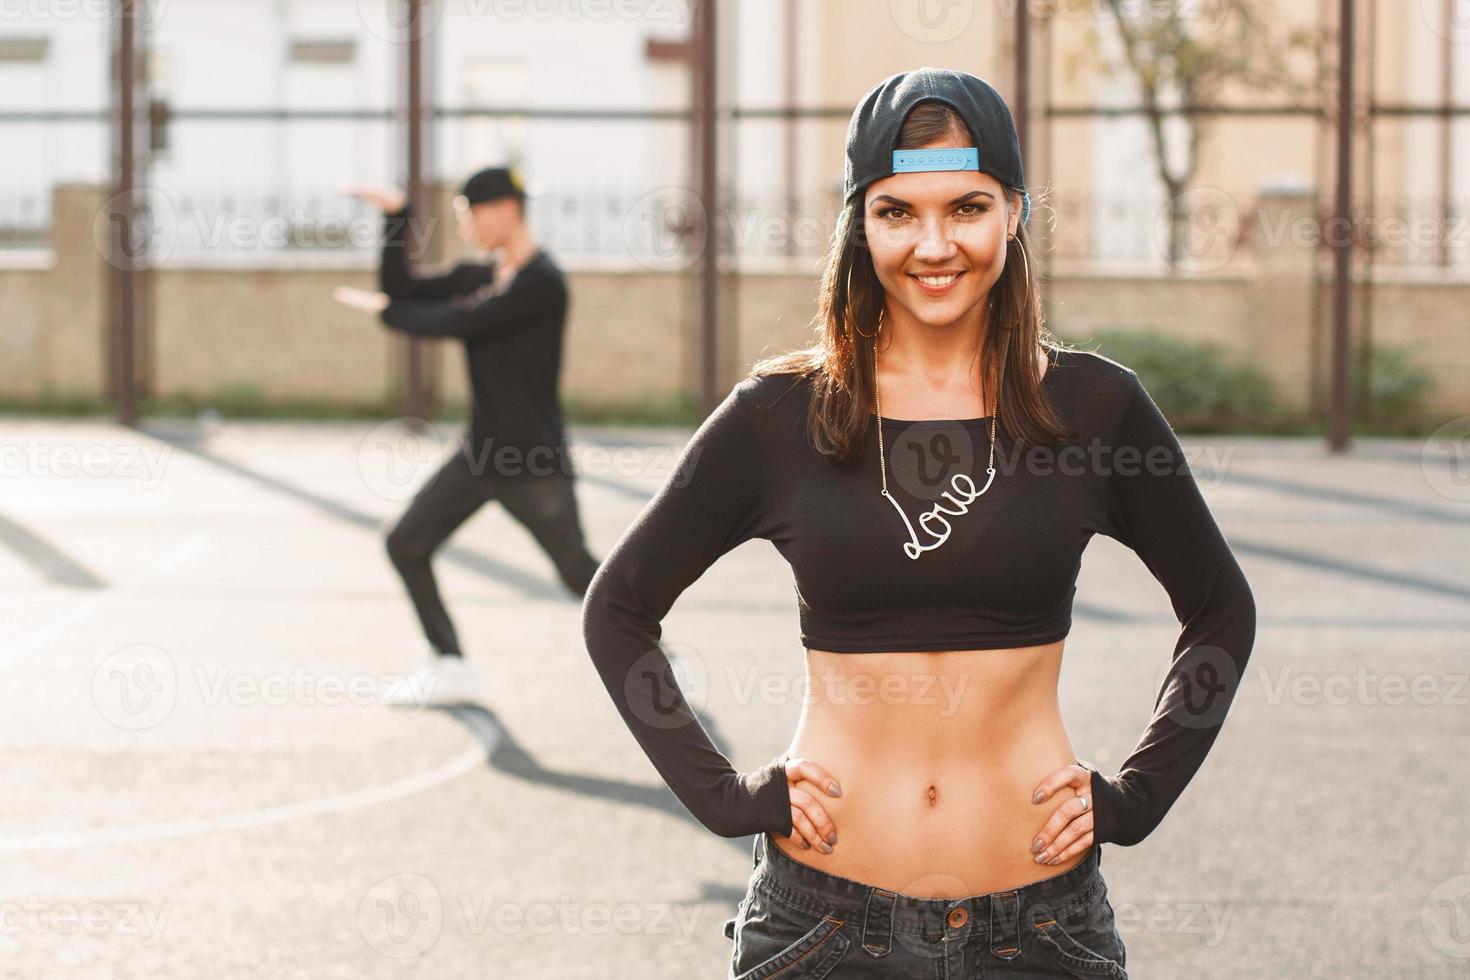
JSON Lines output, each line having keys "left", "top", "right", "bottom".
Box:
{"left": 581, "top": 347, "right": 1256, "bottom": 846}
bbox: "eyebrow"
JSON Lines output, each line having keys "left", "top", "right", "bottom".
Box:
{"left": 870, "top": 190, "right": 994, "bottom": 210}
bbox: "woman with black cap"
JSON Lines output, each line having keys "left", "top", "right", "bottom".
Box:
{"left": 583, "top": 67, "right": 1254, "bottom": 977}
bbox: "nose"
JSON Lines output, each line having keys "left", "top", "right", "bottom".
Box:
{"left": 912, "top": 215, "right": 957, "bottom": 263}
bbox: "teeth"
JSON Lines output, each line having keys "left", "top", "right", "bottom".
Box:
{"left": 916, "top": 274, "right": 959, "bottom": 287}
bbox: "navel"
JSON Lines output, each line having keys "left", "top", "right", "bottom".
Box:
{"left": 926, "top": 784, "right": 939, "bottom": 806}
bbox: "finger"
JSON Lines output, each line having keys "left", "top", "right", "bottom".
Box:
{"left": 1036, "top": 807, "right": 1093, "bottom": 864}
{"left": 794, "top": 795, "right": 836, "bottom": 850}
{"left": 788, "top": 802, "right": 817, "bottom": 850}
{"left": 1046, "top": 828, "right": 1093, "bottom": 863}
{"left": 786, "top": 757, "right": 842, "bottom": 799}
{"left": 1031, "top": 789, "right": 1091, "bottom": 857}
{"left": 1030, "top": 763, "right": 1089, "bottom": 806}
{"left": 788, "top": 788, "right": 833, "bottom": 853}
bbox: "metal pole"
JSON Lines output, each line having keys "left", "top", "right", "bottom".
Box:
{"left": 110, "top": 0, "right": 141, "bottom": 426}
{"left": 1328, "top": 0, "right": 1354, "bottom": 452}
{"left": 1438, "top": 0, "right": 1453, "bottom": 269}
{"left": 694, "top": 0, "right": 719, "bottom": 414}
{"left": 783, "top": 0, "right": 798, "bottom": 259}
{"left": 1014, "top": 0, "right": 1029, "bottom": 163}
{"left": 403, "top": 0, "right": 430, "bottom": 424}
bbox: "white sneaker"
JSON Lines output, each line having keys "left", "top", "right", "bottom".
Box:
{"left": 380, "top": 652, "right": 483, "bottom": 707}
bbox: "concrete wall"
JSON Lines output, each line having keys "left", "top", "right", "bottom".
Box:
{"left": 1, "top": 184, "right": 1466, "bottom": 420}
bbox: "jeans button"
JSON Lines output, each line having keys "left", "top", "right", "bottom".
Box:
{"left": 947, "top": 907, "right": 968, "bottom": 928}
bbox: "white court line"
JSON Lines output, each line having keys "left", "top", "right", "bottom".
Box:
{"left": 0, "top": 737, "right": 493, "bottom": 854}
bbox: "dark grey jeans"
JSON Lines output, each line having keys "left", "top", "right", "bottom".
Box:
{"left": 724, "top": 832, "right": 1128, "bottom": 979}
{"left": 384, "top": 445, "right": 601, "bottom": 656}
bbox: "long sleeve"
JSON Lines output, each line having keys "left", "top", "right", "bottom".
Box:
{"left": 378, "top": 205, "right": 479, "bottom": 301}
{"left": 581, "top": 378, "right": 792, "bottom": 839}
{"left": 378, "top": 261, "right": 552, "bottom": 340}
{"left": 1084, "top": 369, "right": 1257, "bottom": 846}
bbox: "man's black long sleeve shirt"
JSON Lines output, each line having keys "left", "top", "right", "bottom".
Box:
{"left": 376, "top": 206, "right": 575, "bottom": 480}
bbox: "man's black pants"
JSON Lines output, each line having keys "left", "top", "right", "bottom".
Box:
{"left": 384, "top": 446, "right": 602, "bottom": 656}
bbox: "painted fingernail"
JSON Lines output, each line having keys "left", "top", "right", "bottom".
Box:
{"left": 1032, "top": 789, "right": 1045, "bottom": 804}
{"left": 829, "top": 782, "right": 842, "bottom": 797}
{"left": 1034, "top": 852, "right": 1048, "bottom": 863}
{"left": 826, "top": 831, "right": 837, "bottom": 846}
{"left": 819, "top": 841, "right": 833, "bottom": 854}
{"left": 1048, "top": 857, "right": 1060, "bottom": 865}
{"left": 800, "top": 839, "right": 810, "bottom": 849}
{"left": 1032, "top": 837, "right": 1044, "bottom": 853}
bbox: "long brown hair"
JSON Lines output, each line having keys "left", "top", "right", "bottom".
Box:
{"left": 751, "top": 99, "right": 1076, "bottom": 463}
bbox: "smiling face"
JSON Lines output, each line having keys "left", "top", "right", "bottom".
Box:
{"left": 862, "top": 141, "right": 1022, "bottom": 331}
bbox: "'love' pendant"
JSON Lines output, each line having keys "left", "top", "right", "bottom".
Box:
{"left": 883, "top": 468, "right": 997, "bottom": 559}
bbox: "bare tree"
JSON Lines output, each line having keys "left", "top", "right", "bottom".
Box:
{"left": 1056, "top": 0, "right": 1323, "bottom": 268}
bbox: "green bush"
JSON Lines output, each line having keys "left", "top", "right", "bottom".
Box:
{"left": 1349, "top": 341, "right": 1433, "bottom": 433}
{"left": 1057, "top": 327, "right": 1275, "bottom": 429}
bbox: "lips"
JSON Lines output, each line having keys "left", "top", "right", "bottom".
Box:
{"left": 909, "top": 270, "right": 965, "bottom": 295}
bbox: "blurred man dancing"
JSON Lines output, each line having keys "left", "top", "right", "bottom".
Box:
{"left": 336, "top": 167, "right": 601, "bottom": 706}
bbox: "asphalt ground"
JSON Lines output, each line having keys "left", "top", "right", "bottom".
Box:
{"left": 1, "top": 415, "right": 1467, "bottom": 979}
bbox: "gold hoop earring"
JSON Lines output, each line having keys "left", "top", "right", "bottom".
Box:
{"left": 1007, "top": 234, "right": 1031, "bottom": 316}
{"left": 855, "top": 306, "right": 883, "bottom": 339}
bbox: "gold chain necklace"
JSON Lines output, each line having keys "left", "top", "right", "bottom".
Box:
{"left": 872, "top": 311, "right": 1001, "bottom": 559}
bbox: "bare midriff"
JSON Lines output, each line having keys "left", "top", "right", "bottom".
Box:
{"left": 771, "top": 640, "right": 1090, "bottom": 898}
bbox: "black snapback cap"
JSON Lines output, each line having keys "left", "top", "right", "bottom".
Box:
{"left": 457, "top": 166, "right": 528, "bottom": 206}
{"left": 843, "top": 67, "right": 1029, "bottom": 225}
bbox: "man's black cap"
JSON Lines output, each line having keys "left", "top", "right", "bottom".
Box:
{"left": 843, "top": 67, "right": 1029, "bottom": 225}
{"left": 458, "top": 166, "right": 528, "bottom": 206}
